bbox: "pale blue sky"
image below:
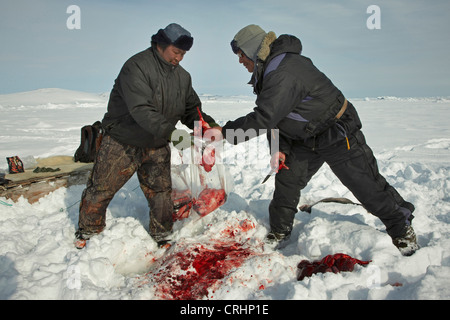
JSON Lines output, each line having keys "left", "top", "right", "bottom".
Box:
{"left": 1, "top": 0, "right": 449, "bottom": 98}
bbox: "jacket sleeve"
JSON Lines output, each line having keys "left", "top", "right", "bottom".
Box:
{"left": 222, "top": 68, "right": 307, "bottom": 144}
{"left": 118, "top": 60, "right": 176, "bottom": 140}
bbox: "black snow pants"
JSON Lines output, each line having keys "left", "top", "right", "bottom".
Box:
{"left": 270, "top": 106, "right": 414, "bottom": 240}
{"left": 78, "top": 134, "right": 173, "bottom": 242}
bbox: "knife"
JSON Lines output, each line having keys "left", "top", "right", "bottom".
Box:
{"left": 261, "top": 161, "right": 289, "bottom": 184}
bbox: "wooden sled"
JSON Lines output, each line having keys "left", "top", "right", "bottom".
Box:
{"left": 0, "top": 156, "right": 92, "bottom": 204}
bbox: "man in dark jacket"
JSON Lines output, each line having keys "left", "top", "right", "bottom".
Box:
{"left": 75, "top": 23, "right": 217, "bottom": 249}
{"left": 218, "top": 25, "right": 418, "bottom": 256}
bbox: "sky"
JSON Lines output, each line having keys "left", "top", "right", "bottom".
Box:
{"left": 1, "top": 0, "right": 449, "bottom": 98}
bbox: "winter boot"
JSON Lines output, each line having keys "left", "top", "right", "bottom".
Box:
{"left": 157, "top": 239, "right": 172, "bottom": 249}
{"left": 74, "top": 229, "right": 95, "bottom": 249}
{"left": 392, "top": 225, "right": 419, "bottom": 256}
{"left": 264, "top": 231, "right": 291, "bottom": 250}
{"left": 152, "top": 232, "right": 173, "bottom": 249}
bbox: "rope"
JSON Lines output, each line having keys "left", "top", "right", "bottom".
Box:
{"left": 60, "top": 200, "right": 81, "bottom": 212}
{"left": 0, "top": 200, "right": 13, "bottom": 207}
{"left": 59, "top": 184, "right": 141, "bottom": 212}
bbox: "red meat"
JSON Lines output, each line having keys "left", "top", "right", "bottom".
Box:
{"left": 297, "top": 253, "right": 371, "bottom": 280}
{"left": 201, "top": 145, "right": 215, "bottom": 172}
{"left": 195, "top": 107, "right": 216, "bottom": 172}
{"left": 193, "top": 188, "right": 227, "bottom": 217}
{"left": 172, "top": 189, "right": 193, "bottom": 221}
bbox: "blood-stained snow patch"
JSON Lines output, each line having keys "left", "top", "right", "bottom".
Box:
{"left": 136, "top": 218, "right": 261, "bottom": 300}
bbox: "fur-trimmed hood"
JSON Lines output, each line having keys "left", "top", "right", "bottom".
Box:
{"left": 257, "top": 33, "right": 303, "bottom": 63}
{"left": 252, "top": 33, "right": 303, "bottom": 94}
{"left": 256, "top": 31, "right": 277, "bottom": 61}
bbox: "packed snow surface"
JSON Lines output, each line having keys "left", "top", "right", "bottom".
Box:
{"left": 0, "top": 88, "right": 449, "bottom": 300}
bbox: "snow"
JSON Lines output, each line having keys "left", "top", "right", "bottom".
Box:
{"left": 0, "top": 88, "right": 449, "bottom": 300}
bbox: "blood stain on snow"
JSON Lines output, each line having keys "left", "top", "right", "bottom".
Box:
{"left": 220, "top": 218, "right": 255, "bottom": 237}
{"left": 152, "top": 241, "right": 255, "bottom": 300}
{"left": 139, "top": 218, "right": 259, "bottom": 300}
{"left": 391, "top": 282, "right": 403, "bottom": 287}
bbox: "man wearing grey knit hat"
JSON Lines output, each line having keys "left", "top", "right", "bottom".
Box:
{"left": 230, "top": 24, "right": 267, "bottom": 67}
{"left": 217, "top": 24, "right": 418, "bottom": 256}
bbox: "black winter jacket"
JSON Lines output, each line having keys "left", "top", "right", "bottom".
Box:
{"left": 102, "top": 46, "right": 215, "bottom": 148}
{"left": 222, "top": 34, "right": 361, "bottom": 154}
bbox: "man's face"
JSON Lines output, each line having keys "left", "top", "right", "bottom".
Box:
{"left": 158, "top": 44, "right": 186, "bottom": 66}
{"left": 237, "top": 50, "right": 255, "bottom": 73}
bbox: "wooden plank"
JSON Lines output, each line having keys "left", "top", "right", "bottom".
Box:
{"left": 0, "top": 169, "right": 92, "bottom": 204}
{"left": 0, "top": 156, "right": 93, "bottom": 204}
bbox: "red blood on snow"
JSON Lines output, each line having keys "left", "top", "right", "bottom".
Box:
{"left": 297, "top": 253, "right": 371, "bottom": 280}
{"left": 220, "top": 219, "right": 255, "bottom": 237}
{"left": 138, "top": 219, "right": 258, "bottom": 300}
{"left": 391, "top": 282, "right": 403, "bottom": 287}
{"left": 153, "top": 241, "right": 255, "bottom": 300}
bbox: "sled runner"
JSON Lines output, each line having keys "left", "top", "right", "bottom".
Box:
{"left": 0, "top": 156, "right": 93, "bottom": 204}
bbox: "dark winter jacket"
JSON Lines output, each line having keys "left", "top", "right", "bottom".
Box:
{"left": 222, "top": 34, "right": 362, "bottom": 154}
{"left": 102, "top": 46, "right": 215, "bottom": 148}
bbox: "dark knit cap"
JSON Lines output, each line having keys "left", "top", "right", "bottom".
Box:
{"left": 151, "top": 23, "right": 194, "bottom": 51}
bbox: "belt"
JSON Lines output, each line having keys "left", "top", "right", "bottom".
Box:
{"left": 335, "top": 98, "right": 348, "bottom": 120}
{"left": 335, "top": 98, "right": 350, "bottom": 150}
{"left": 304, "top": 97, "right": 348, "bottom": 139}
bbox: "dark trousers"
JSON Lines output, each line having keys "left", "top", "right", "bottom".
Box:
{"left": 78, "top": 135, "right": 173, "bottom": 242}
{"left": 270, "top": 127, "right": 414, "bottom": 239}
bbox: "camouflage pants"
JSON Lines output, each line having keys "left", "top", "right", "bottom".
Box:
{"left": 78, "top": 134, "right": 173, "bottom": 242}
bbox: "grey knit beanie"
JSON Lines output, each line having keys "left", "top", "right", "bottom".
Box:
{"left": 230, "top": 25, "right": 267, "bottom": 61}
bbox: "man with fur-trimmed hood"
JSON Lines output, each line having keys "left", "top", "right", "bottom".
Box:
{"left": 217, "top": 24, "right": 418, "bottom": 256}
